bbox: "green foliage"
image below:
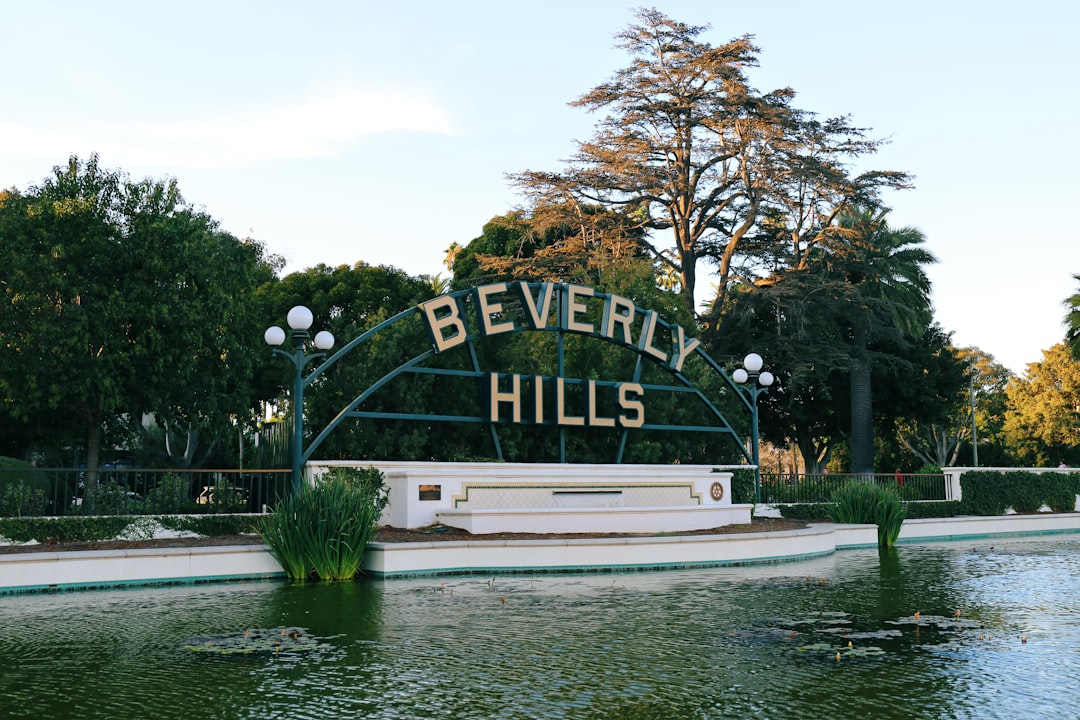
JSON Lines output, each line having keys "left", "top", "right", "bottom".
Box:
{"left": 0, "top": 154, "right": 279, "bottom": 480}
{"left": 902, "top": 501, "right": 964, "bottom": 519}
{"left": 0, "top": 516, "right": 135, "bottom": 543}
{"left": 0, "top": 457, "right": 52, "bottom": 516}
{"left": 257, "top": 467, "right": 389, "bottom": 582}
{"left": 1002, "top": 344, "right": 1080, "bottom": 466}
{"left": 1065, "top": 273, "right": 1080, "bottom": 362}
{"left": 0, "top": 513, "right": 259, "bottom": 543}
{"left": 143, "top": 473, "right": 195, "bottom": 514}
{"left": 829, "top": 481, "right": 906, "bottom": 546}
{"left": 960, "top": 471, "right": 1080, "bottom": 516}
{"left": 157, "top": 514, "right": 261, "bottom": 536}
{"left": 777, "top": 503, "right": 832, "bottom": 521}
{"left": 729, "top": 467, "right": 756, "bottom": 505}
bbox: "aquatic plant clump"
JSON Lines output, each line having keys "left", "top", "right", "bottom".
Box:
{"left": 829, "top": 480, "right": 906, "bottom": 546}
{"left": 258, "top": 466, "right": 389, "bottom": 582}
{"left": 182, "top": 627, "right": 328, "bottom": 656}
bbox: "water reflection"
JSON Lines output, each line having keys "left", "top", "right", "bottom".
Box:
{"left": 2, "top": 537, "right": 1080, "bottom": 719}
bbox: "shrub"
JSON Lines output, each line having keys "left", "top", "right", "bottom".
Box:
{"left": 158, "top": 514, "right": 262, "bottom": 537}
{"left": 829, "top": 481, "right": 906, "bottom": 547}
{"left": 145, "top": 473, "right": 196, "bottom": 514}
{"left": 257, "top": 466, "right": 389, "bottom": 582}
{"left": 903, "top": 501, "right": 964, "bottom": 519}
{"left": 728, "top": 467, "right": 756, "bottom": 505}
{"left": 0, "top": 457, "right": 49, "bottom": 517}
{"left": 777, "top": 503, "right": 832, "bottom": 521}
{"left": 961, "top": 471, "right": 1080, "bottom": 515}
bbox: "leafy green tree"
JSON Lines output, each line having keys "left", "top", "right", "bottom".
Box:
{"left": 1002, "top": 344, "right": 1080, "bottom": 466}
{"left": 710, "top": 207, "right": 935, "bottom": 475}
{"left": 823, "top": 207, "right": 935, "bottom": 474}
{"left": 890, "top": 328, "right": 972, "bottom": 468}
{"left": 510, "top": 8, "right": 907, "bottom": 316}
{"left": 1065, "top": 273, "right": 1080, "bottom": 361}
{"left": 257, "top": 262, "right": 438, "bottom": 462}
{"left": 0, "top": 155, "right": 277, "bottom": 506}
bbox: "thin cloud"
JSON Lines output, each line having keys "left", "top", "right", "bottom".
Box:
{"left": 0, "top": 88, "right": 455, "bottom": 170}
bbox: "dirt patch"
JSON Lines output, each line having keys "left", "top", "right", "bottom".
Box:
{"left": 0, "top": 535, "right": 266, "bottom": 555}
{"left": 0, "top": 517, "right": 807, "bottom": 555}
{"left": 372, "top": 516, "right": 806, "bottom": 543}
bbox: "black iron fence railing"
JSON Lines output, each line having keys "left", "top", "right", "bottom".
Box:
{"left": 0, "top": 468, "right": 291, "bottom": 517}
{"left": 757, "top": 472, "right": 948, "bottom": 505}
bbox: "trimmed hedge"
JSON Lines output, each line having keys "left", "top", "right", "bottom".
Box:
{"left": 779, "top": 500, "right": 964, "bottom": 521}
{"left": 960, "top": 471, "right": 1080, "bottom": 516}
{"left": 0, "top": 514, "right": 261, "bottom": 544}
{"left": 728, "top": 467, "right": 757, "bottom": 505}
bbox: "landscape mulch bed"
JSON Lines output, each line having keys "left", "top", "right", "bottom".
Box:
{"left": 0, "top": 517, "right": 806, "bottom": 555}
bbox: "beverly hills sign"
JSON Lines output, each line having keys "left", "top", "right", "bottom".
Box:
{"left": 419, "top": 282, "right": 702, "bottom": 430}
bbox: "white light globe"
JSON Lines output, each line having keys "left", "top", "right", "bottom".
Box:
{"left": 314, "top": 330, "right": 335, "bottom": 350}
{"left": 264, "top": 326, "right": 286, "bottom": 346}
{"left": 743, "top": 353, "right": 764, "bottom": 374}
{"left": 732, "top": 368, "right": 749, "bottom": 384}
{"left": 759, "top": 371, "right": 775, "bottom": 387}
{"left": 287, "top": 305, "right": 314, "bottom": 331}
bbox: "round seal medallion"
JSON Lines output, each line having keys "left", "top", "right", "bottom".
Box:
{"left": 709, "top": 481, "right": 724, "bottom": 501}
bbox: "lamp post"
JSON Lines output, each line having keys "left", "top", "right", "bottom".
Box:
{"left": 732, "top": 352, "right": 775, "bottom": 504}
{"left": 264, "top": 306, "right": 335, "bottom": 493}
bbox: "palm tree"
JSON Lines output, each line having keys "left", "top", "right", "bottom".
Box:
{"left": 826, "top": 207, "right": 936, "bottom": 475}
{"left": 1065, "top": 273, "right": 1080, "bottom": 361}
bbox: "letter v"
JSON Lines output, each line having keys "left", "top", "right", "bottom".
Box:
{"left": 518, "top": 281, "right": 555, "bottom": 329}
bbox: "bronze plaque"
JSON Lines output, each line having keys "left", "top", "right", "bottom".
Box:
{"left": 418, "top": 484, "right": 441, "bottom": 501}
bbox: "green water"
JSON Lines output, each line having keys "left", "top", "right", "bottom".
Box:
{"left": 2, "top": 537, "right": 1079, "bottom": 719}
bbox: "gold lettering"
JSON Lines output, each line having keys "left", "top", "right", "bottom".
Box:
{"left": 488, "top": 373, "right": 522, "bottom": 423}
{"left": 565, "top": 284, "right": 595, "bottom": 334}
{"left": 601, "top": 294, "right": 636, "bottom": 344}
{"left": 668, "top": 325, "right": 701, "bottom": 372}
{"left": 533, "top": 375, "right": 545, "bottom": 424}
{"left": 637, "top": 310, "right": 667, "bottom": 363}
{"left": 556, "top": 377, "right": 585, "bottom": 426}
{"left": 586, "top": 379, "right": 616, "bottom": 428}
{"left": 617, "top": 383, "right": 645, "bottom": 428}
{"left": 518, "top": 281, "right": 555, "bottom": 329}
{"left": 420, "top": 295, "right": 467, "bottom": 353}
{"left": 475, "top": 283, "right": 515, "bottom": 336}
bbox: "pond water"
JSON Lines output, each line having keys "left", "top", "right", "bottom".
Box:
{"left": 2, "top": 537, "right": 1080, "bottom": 719}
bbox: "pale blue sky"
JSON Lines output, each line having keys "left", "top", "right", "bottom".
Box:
{"left": 3, "top": 1, "right": 1077, "bottom": 374}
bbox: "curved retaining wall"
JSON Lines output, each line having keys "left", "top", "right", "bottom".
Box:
{"left": 5, "top": 514, "right": 1080, "bottom": 593}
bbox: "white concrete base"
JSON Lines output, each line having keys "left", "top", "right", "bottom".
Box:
{"left": 437, "top": 504, "right": 752, "bottom": 534}
{"left": 6, "top": 513, "right": 1080, "bottom": 592}
{"left": 307, "top": 461, "right": 742, "bottom": 531}
{"left": 897, "top": 513, "right": 1080, "bottom": 541}
{"left": 0, "top": 544, "right": 283, "bottom": 594}
{"left": 361, "top": 523, "right": 846, "bottom": 577}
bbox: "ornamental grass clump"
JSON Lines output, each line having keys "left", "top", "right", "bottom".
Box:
{"left": 258, "top": 467, "right": 388, "bottom": 582}
{"left": 829, "top": 480, "right": 906, "bottom": 547}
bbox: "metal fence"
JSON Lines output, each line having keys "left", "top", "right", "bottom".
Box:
{"left": 0, "top": 467, "right": 291, "bottom": 517}
{"left": 757, "top": 472, "right": 948, "bottom": 505}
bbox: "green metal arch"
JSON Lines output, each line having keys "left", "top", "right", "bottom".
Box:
{"left": 300, "top": 283, "right": 755, "bottom": 465}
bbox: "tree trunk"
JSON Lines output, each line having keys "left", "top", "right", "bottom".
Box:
{"left": 849, "top": 323, "right": 875, "bottom": 476}
{"left": 83, "top": 418, "right": 102, "bottom": 514}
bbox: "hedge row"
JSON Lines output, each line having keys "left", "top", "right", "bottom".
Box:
{"left": 0, "top": 514, "right": 262, "bottom": 544}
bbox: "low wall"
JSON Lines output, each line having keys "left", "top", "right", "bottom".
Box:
{"left": 0, "top": 544, "right": 283, "bottom": 594}
{"left": 6, "top": 514, "right": 1080, "bottom": 591}
{"left": 307, "top": 461, "right": 747, "bottom": 531}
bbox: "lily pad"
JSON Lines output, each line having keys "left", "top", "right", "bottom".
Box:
{"left": 183, "top": 626, "right": 328, "bottom": 656}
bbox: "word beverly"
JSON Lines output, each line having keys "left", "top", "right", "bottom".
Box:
{"left": 419, "top": 282, "right": 703, "bottom": 428}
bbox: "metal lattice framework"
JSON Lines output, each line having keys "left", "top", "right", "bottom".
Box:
{"left": 299, "top": 282, "right": 756, "bottom": 465}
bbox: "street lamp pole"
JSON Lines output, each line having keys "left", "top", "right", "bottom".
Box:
{"left": 264, "top": 306, "right": 335, "bottom": 494}
{"left": 732, "top": 353, "right": 775, "bottom": 504}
